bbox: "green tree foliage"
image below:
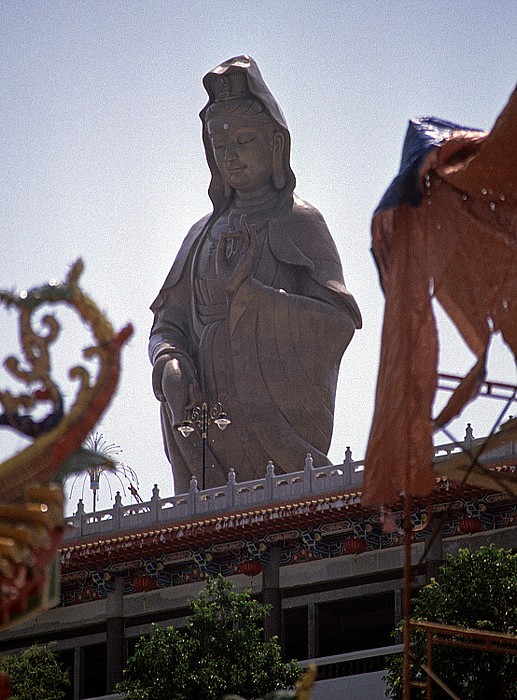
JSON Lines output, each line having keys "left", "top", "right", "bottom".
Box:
{"left": 117, "top": 575, "right": 301, "bottom": 700}
{"left": 1, "top": 644, "right": 70, "bottom": 700}
{"left": 385, "top": 546, "right": 517, "bottom": 699}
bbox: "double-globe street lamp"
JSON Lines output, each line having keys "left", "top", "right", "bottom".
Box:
{"left": 177, "top": 402, "right": 231, "bottom": 490}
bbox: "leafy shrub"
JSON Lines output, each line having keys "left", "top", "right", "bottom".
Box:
{"left": 118, "top": 575, "right": 301, "bottom": 700}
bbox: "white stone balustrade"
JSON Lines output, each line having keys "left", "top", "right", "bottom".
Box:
{"left": 434, "top": 422, "right": 517, "bottom": 461}
{"left": 65, "top": 450, "right": 365, "bottom": 540}
{"left": 64, "top": 424, "right": 516, "bottom": 541}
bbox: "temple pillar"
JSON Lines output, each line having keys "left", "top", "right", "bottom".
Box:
{"left": 263, "top": 548, "right": 282, "bottom": 643}
{"left": 308, "top": 602, "right": 319, "bottom": 659}
{"left": 425, "top": 514, "right": 445, "bottom": 582}
{"left": 106, "top": 576, "right": 125, "bottom": 693}
{"left": 73, "top": 646, "right": 84, "bottom": 700}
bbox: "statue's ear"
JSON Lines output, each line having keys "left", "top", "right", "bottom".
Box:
{"left": 272, "top": 132, "right": 286, "bottom": 190}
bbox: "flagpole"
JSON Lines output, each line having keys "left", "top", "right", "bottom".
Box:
{"left": 403, "top": 492, "right": 412, "bottom": 700}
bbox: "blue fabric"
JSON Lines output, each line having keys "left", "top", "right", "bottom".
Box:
{"left": 375, "top": 117, "right": 484, "bottom": 213}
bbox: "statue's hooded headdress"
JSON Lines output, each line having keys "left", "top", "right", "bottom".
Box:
{"left": 200, "top": 55, "right": 296, "bottom": 216}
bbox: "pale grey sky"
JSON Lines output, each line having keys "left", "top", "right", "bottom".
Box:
{"left": 1, "top": 0, "right": 515, "bottom": 512}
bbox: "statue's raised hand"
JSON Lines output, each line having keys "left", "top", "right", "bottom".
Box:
{"left": 216, "top": 213, "right": 257, "bottom": 294}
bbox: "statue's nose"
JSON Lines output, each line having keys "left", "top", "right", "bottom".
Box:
{"left": 224, "top": 142, "right": 238, "bottom": 160}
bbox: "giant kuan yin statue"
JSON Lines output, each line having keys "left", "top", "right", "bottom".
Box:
{"left": 149, "top": 56, "right": 361, "bottom": 492}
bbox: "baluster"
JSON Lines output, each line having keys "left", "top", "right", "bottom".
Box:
{"left": 265, "top": 461, "right": 275, "bottom": 501}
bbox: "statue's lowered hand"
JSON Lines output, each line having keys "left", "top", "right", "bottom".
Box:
{"left": 186, "top": 378, "right": 202, "bottom": 410}
{"left": 160, "top": 355, "right": 198, "bottom": 426}
{"left": 216, "top": 214, "right": 257, "bottom": 294}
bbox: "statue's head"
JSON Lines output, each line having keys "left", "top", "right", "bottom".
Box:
{"left": 205, "top": 96, "right": 285, "bottom": 197}
{"left": 200, "top": 56, "right": 295, "bottom": 212}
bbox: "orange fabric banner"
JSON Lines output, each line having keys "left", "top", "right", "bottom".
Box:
{"left": 363, "top": 88, "right": 517, "bottom": 507}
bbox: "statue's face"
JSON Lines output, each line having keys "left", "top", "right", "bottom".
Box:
{"left": 207, "top": 115, "right": 273, "bottom": 194}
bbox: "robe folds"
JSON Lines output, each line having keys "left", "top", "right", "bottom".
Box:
{"left": 363, "top": 87, "right": 517, "bottom": 507}
{"left": 150, "top": 196, "right": 361, "bottom": 493}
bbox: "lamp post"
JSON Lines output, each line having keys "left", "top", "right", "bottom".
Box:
{"left": 177, "top": 402, "right": 231, "bottom": 490}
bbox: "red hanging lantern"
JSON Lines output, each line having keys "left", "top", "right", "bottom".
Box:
{"left": 238, "top": 560, "right": 262, "bottom": 578}
{"left": 458, "top": 517, "right": 482, "bottom": 535}
{"left": 133, "top": 575, "right": 157, "bottom": 592}
{"left": 344, "top": 538, "right": 367, "bottom": 555}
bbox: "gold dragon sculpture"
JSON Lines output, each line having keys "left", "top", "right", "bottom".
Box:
{"left": 0, "top": 260, "right": 132, "bottom": 632}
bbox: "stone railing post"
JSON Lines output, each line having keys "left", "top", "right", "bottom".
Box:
{"left": 464, "top": 423, "right": 474, "bottom": 450}
{"left": 150, "top": 484, "right": 160, "bottom": 523}
{"left": 113, "top": 492, "right": 122, "bottom": 530}
{"left": 75, "top": 499, "right": 85, "bottom": 536}
{"left": 226, "top": 469, "right": 236, "bottom": 509}
{"left": 343, "top": 446, "right": 353, "bottom": 486}
{"left": 188, "top": 476, "right": 199, "bottom": 517}
{"left": 303, "top": 453, "right": 313, "bottom": 494}
{"left": 265, "top": 461, "right": 275, "bottom": 501}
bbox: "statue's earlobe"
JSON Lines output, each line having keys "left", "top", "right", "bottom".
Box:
{"left": 272, "top": 132, "right": 286, "bottom": 190}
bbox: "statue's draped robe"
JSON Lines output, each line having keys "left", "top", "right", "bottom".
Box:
{"left": 150, "top": 196, "right": 360, "bottom": 492}
{"left": 363, "top": 87, "right": 517, "bottom": 507}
